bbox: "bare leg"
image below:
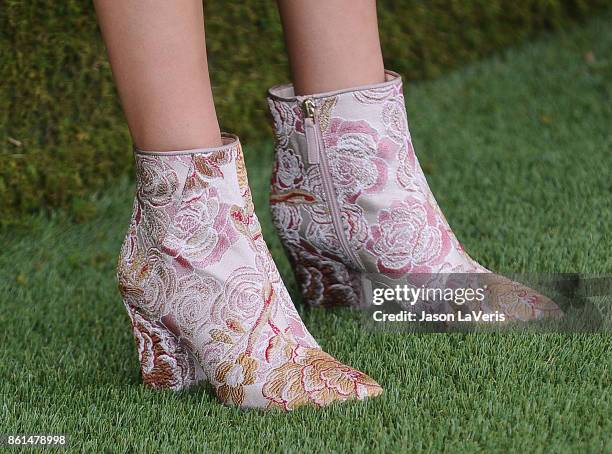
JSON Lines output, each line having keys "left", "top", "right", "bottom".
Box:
{"left": 276, "top": 0, "right": 385, "bottom": 95}
{"left": 94, "top": 0, "right": 221, "bottom": 150}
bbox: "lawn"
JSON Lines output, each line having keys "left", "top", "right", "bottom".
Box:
{"left": 1, "top": 12, "right": 611, "bottom": 453}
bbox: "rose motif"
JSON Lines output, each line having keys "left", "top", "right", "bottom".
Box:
{"left": 138, "top": 249, "right": 177, "bottom": 316}
{"left": 288, "top": 243, "right": 358, "bottom": 307}
{"left": 382, "top": 99, "right": 409, "bottom": 142}
{"left": 262, "top": 345, "right": 382, "bottom": 410}
{"left": 268, "top": 99, "right": 302, "bottom": 150}
{"left": 397, "top": 140, "right": 433, "bottom": 195}
{"left": 483, "top": 275, "right": 562, "bottom": 321}
{"left": 366, "top": 198, "right": 451, "bottom": 277}
{"left": 163, "top": 187, "right": 238, "bottom": 269}
{"left": 212, "top": 266, "right": 267, "bottom": 328}
{"left": 117, "top": 263, "right": 145, "bottom": 311}
{"left": 170, "top": 273, "right": 222, "bottom": 336}
{"left": 118, "top": 235, "right": 176, "bottom": 318}
{"left": 136, "top": 156, "right": 179, "bottom": 207}
{"left": 304, "top": 165, "right": 325, "bottom": 200}
{"left": 305, "top": 221, "right": 344, "bottom": 259}
{"left": 128, "top": 307, "right": 199, "bottom": 390}
{"left": 324, "top": 118, "right": 398, "bottom": 203}
{"left": 271, "top": 147, "right": 304, "bottom": 191}
{"left": 270, "top": 203, "right": 301, "bottom": 245}
{"left": 341, "top": 203, "right": 368, "bottom": 251}
{"left": 139, "top": 202, "right": 170, "bottom": 247}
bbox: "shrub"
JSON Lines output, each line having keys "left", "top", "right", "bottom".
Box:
{"left": 0, "top": 0, "right": 608, "bottom": 223}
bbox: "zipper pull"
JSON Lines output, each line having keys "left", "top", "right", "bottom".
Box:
{"left": 303, "top": 98, "right": 316, "bottom": 119}
{"left": 302, "top": 99, "right": 320, "bottom": 165}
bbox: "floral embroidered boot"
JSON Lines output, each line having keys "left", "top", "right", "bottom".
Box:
{"left": 117, "top": 134, "right": 382, "bottom": 409}
{"left": 267, "top": 72, "right": 563, "bottom": 321}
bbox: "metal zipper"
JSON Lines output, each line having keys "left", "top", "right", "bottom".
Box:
{"left": 302, "top": 98, "right": 363, "bottom": 270}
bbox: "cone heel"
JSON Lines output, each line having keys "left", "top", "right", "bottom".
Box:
{"left": 124, "top": 303, "right": 204, "bottom": 391}
{"left": 284, "top": 242, "right": 366, "bottom": 308}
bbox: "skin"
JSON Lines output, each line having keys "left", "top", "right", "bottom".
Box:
{"left": 276, "top": 0, "right": 386, "bottom": 95}
{"left": 94, "top": 0, "right": 385, "bottom": 149}
{"left": 93, "top": 0, "right": 222, "bottom": 150}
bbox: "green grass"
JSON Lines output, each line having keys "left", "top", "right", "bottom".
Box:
{"left": 1, "top": 13, "right": 611, "bottom": 453}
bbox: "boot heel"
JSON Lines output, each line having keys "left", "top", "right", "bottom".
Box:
{"left": 124, "top": 303, "right": 204, "bottom": 391}
{"left": 285, "top": 242, "right": 367, "bottom": 308}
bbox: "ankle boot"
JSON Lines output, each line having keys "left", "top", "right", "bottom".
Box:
{"left": 267, "top": 72, "right": 562, "bottom": 320}
{"left": 117, "top": 134, "right": 382, "bottom": 409}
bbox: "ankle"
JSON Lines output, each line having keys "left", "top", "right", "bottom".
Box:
{"left": 130, "top": 117, "right": 223, "bottom": 151}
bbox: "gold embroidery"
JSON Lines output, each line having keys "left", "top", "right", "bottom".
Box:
{"left": 318, "top": 97, "right": 337, "bottom": 132}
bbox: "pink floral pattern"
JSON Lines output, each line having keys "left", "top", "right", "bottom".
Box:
{"left": 162, "top": 187, "right": 239, "bottom": 269}
{"left": 272, "top": 147, "right": 305, "bottom": 191}
{"left": 117, "top": 135, "right": 382, "bottom": 409}
{"left": 267, "top": 71, "right": 563, "bottom": 320}
{"left": 366, "top": 198, "right": 451, "bottom": 278}
{"left": 324, "top": 118, "right": 392, "bottom": 203}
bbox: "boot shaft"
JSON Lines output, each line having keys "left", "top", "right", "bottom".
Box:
{"left": 267, "top": 71, "right": 477, "bottom": 307}
{"left": 117, "top": 134, "right": 262, "bottom": 322}
{"left": 267, "top": 71, "right": 452, "bottom": 270}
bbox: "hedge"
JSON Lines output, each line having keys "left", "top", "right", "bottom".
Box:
{"left": 1, "top": 0, "right": 609, "bottom": 223}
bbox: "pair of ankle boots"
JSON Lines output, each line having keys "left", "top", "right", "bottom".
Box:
{"left": 117, "top": 71, "right": 562, "bottom": 410}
